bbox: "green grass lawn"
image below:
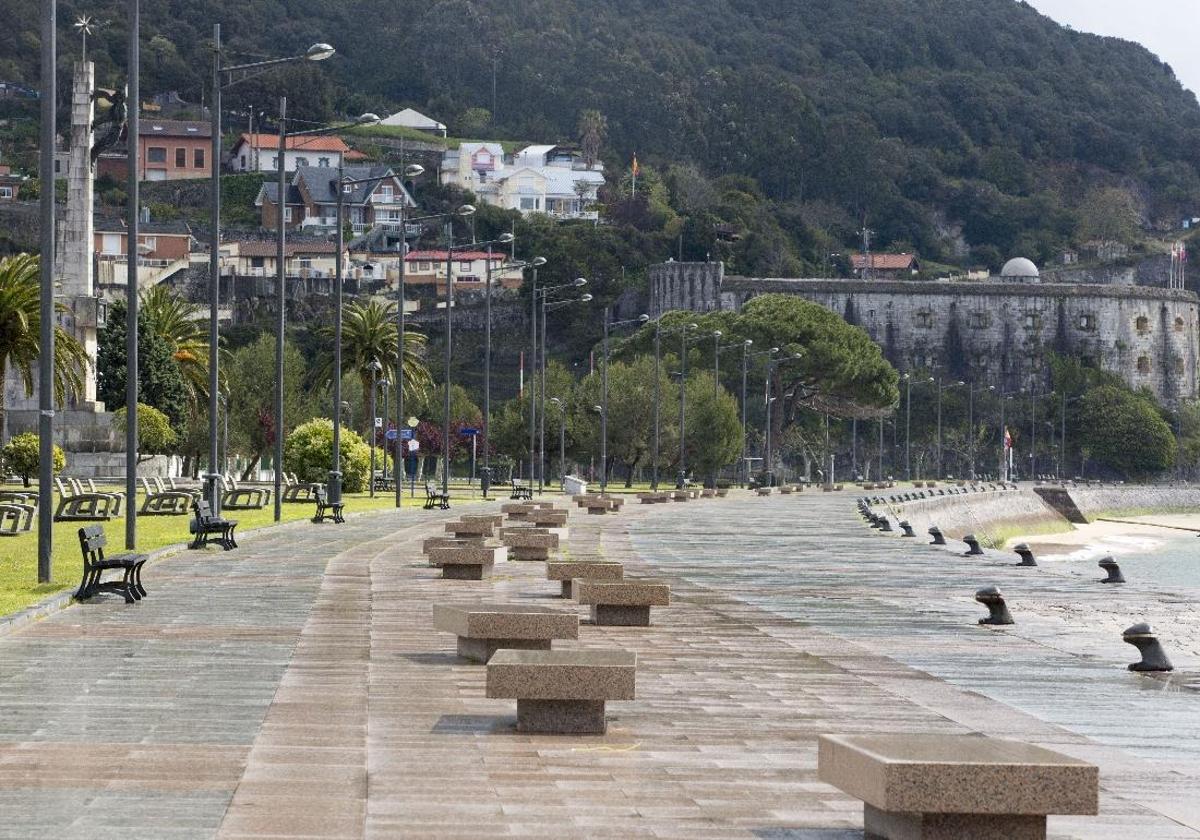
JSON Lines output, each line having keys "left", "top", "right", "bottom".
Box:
{"left": 0, "top": 486, "right": 485, "bottom": 618}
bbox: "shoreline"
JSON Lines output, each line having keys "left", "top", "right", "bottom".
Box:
{"left": 1009, "top": 512, "right": 1200, "bottom": 562}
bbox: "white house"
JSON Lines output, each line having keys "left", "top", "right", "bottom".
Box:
{"left": 440, "top": 143, "right": 603, "bottom": 221}
{"left": 379, "top": 107, "right": 447, "bottom": 137}
{"left": 229, "top": 133, "right": 358, "bottom": 174}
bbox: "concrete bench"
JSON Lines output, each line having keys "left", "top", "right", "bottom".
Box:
{"left": 637, "top": 492, "right": 671, "bottom": 504}
{"left": 500, "top": 528, "right": 560, "bottom": 561}
{"left": 670, "top": 490, "right": 690, "bottom": 501}
{"left": 433, "top": 603, "right": 579, "bottom": 662}
{"left": 486, "top": 649, "right": 637, "bottom": 734}
{"left": 526, "top": 510, "right": 568, "bottom": 528}
{"left": 756, "top": 487, "right": 773, "bottom": 496}
{"left": 574, "top": 579, "right": 670, "bottom": 626}
{"left": 546, "top": 560, "right": 623, "bottom": 597}
{"left": 426, "top": 543, "right": 506, "bottom": 569}
{"left": 700, "top": 488, "right": 716, "bottom": 498}
{"left": 779, "top": 485, "right": 794, "bottom": 494}
{"left": 445, "top": 518, "right": 498, "bottom": 539}
{"left": 716, "top": 488, "right": 729, "bottom": 497}
{"left": 818, "top": 734, "right": 1098, "bottom": 840}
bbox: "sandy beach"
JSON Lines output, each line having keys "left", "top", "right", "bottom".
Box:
{"left": 1009, "top": 512, "right": 1200, "bottom": 562}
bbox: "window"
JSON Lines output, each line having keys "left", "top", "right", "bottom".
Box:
{"left": 1027, "top": 354, "right": 1043, "bottom": 371}
{"left": 194, "top": 148, "right": 205, "bottom": 169}
{"left": 318, "top": 157, "right": 330, "bottom": 167}
{"left": 520, "top": 197, "right": 537, "bottom": 210}
{"left": 1175, "top": 317, "right": 1185, "bottom": 333}
{"left": 460, "top": 261, "right": 472, "bottom": 272}
{"left": 1078, "top": 314, "right": 1096, "bottom": 331}
{"left": 378, "top": 185, "right": 393, "bottom": 202}
{"left": 0, "top": 187, "right": 11, "bottom": 199}
{"left": 175, "top": 148, "right": 186, "bottom": 167}
{"left": 250, "top": 257, "right": 265, "bottom": 268}
{"left": 915, "top": 311, "right": 934, "bottom": 329}
{"left": 283, "top": 207, "right": 293, "bottom": 222}
{"left": 299, "top": 258, "right": 313, "bottom": 269}
{"left": 969, "top": 312, "right": 989, "bottom": 329}
{"left": 148, "top": 146, "right": 167, "bottom": 163}
{"left": 1138, "top": 356, "right": 1151, "bottom": 374}
{"left": 1136, "top": 315, "right": 1150, "bottom": 333}
{"left": 1023, "top": 313, "right": 1041, "bottom": 330}
{"left": 1175, "top": 358, "right": 1185, "bottom": 374}
{"left": 272, "top": 155, "right": 280, "bottom": 169}
{"left": 141, "top": 237, "right": 156, "bottom": 252}
{"left": 296, "top": 157, "right": 309, "bottom": 167}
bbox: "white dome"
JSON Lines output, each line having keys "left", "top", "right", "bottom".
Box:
{"left": 1001, "top": 257, "right": 1040, "bottom": 279}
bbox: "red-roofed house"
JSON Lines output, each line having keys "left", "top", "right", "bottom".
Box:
{"left": 230, "top": 133, "right": 352, "bottom": 173}
{"left": 403, "top": 250, "right": 525, "bottom": 296}
{"left": 851, "top": 253, "right": 920, "bottom": 280}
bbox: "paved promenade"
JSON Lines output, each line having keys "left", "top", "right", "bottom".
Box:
{"left": 0, "top": 493, "right": 1195, "bottom": 837}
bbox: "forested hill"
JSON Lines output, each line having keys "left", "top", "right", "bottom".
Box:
{"left": 6, "top": 0, "right": 1200, "bottom": 270}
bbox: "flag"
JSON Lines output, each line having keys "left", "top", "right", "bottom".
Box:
{"left": 1003, "top": 427, "right": 1013, "bottom": 450}
{"left": 631, "top": 155, "right": 640, "bottom": 178}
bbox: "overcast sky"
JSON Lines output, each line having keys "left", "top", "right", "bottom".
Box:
{"left": 1026, "top": 0, "right": 1200, "bottom": 95}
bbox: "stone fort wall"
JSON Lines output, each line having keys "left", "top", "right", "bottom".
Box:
{"left": 648, "top": 262, "right": 1200, "bottom": 404}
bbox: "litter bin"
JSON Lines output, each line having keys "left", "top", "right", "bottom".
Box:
{"left": 479, "top": 467, "right": 493, "bottom": 499}
{"left": 563, "top": 475, "right": 587, "bottom": 496}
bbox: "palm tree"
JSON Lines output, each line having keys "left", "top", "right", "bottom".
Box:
{"left": 139, "top": 284, "right": 221, "bottom": 405}
{"left": 312, "top": 300, "right": 431, "bottom": 433}
{"left": 0, "top": 254, "right": 91, "bottom": 439}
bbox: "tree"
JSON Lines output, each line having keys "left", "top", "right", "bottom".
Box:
{"left": 575, "top": 356, "right": 674, "bottom": 486}
{"left": 1077, "top": 386, "right": 1175, "bottom": 478}
{"left": 577, "top": 109, "right": 607, "bottom": 168}
{"left": 113, "top": 403, "right": 177, "bottom": 463}
{"left": 312, "top": 300, "right": 431, "bottom": 436}
{"left": 226, "top": 334, "right": 315, "bottom": 479}
{"left": 0, "top": 254, "right": 90, "bottom": 438}
{"left": 138, "top": 285, "right": 215, "bottom": 407}
{"left": 97, "top": 298, "right": 190, "bottom": 427}
{"left": 1, "top": 432, "right": 64, "bottom": 486}
{"left": 1077, "top": 186, "right": 1141, "bottom": 245}
{"left": 283, "top": 418, "right": 372, "bottom": 493}
{"left": 681, "top": 371, "right": 743, "bottom": 479}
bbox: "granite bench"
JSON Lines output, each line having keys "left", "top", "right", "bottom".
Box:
{"left": 756, "top": 487, "right": 773, "bottom": 496}
{"left": 779, "top": 485, "right": 794, "bottom": 494}
{"left": 434, "top": 603, "right": 579, "bottom": 663}
{"left": 486, "top": 649, "right": 637, "bottom": 734}
{"left": 670, "top": 490, "right": 690, "bottom": 501}
{"left": 526, "top": 510, "right": 569, "bottom": 528}
{"left": 637, "top": 492, "right": 671, "bottom": 504}
{"left": 574, "top": 579, "right": 670, "bottom": 626}
{"left": 546, "top": 560, "right": 623, "bottom": 597}
{"left": 500, "top": 528, "right": 560, "bottom": 561}
{"left": 818, "top": 733, "right": 1098, "bottom": 840}
{"left": 426, "top": 542, "right": 506, "bottom": 568}
{"left": 445, "top": 518, "right": 497, "bottom": 539}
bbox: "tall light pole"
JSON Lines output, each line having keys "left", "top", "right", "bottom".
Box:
{"left": 677, "top": 322, "right": 702, "bottom": 485}
{"left": 124, "top": 0, "right": 140, "bottom": 550}
{"left": 549, "top": 397, "right": 567, "bottom": 485}
{"left": 36, "top": 0, "right": 56, "bottom": 581}
{"left": 739, "top": 339, "right": 753, "bottom": 485}
{"left": 393, "top": 163, "right": 424, "bottom": 508}
{"left": 936, "top": 378, "right": 964, "bottom": 479}
{"left": 600, "top": 307, "right": 648, "bottom": 492}
{"left": 762, "top": 351, "right": 802, "bottom": 484}
{"left": 368, "top": 359, "right": 381, "bottom": 497}
{"left": 212, "top": 28, "right": 334, "bottom": 512}
{"left": 539, "top": 284, "right": 590, "bottom": 490}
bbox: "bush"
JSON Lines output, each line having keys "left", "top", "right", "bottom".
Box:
{"left": 1, "top": 432, "right": 66, "bottom": 487}
{"left": 1078, "top": 386, "right": 1176, "bottom": 478}
{"left": 282, "top": 418, "right": 372, "bottom": 493}
{"left": 113, "top": 403, "right": 178, "bottom": 461}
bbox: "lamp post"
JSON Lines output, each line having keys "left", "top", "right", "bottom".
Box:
{"left": 539, "top": 286, "right": 591, "bottom": 490}
{"left": 903, "top": 374, "right": 934, "bottom": 480}
{"left": 368, "top": 359, "right": 381, "bottom": 497}
{"left": 36, "top": 0, "right": 55, "bottom": 580}
{"left": 677, "top": 323, "right": 703, "bottom": 485}
{"left": 600, "top": 307, "right": 649, "bottom": 492}
{"left": 878, "top": 415, "right": 884, "bottom": 481}
{"left": 762, "top": 351, "right": 802, "bottom": 484}
{"left": 211, "top": 26, "right": 334, "bottom": 513}
{"left": 380, "top": 375, "right": 390, "bottom": 481}
{"left": 739, "top": 339, "right": 753, "bottom": 485}
{"left": 549, "top": 397, "right": 567, "bottom": 485}
{"left": 392, "top": 162, "right": 424, "bottom": 509}
{"left": 936, "top": 378, "right": 965, "bottom": 479}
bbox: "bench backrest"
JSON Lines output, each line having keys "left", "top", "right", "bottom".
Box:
{"left": 78, "top": 524, "right": 107, "bottom": 562}
{"left": 154, "top": 477, "right": 168, "bottom": 494}
{"left": 314, "top": 486, "right": 328, "bottom": 504}
{"left": 139, "top": 477, "right": 154, "bottom": 495}
{"left": 193, "top": 499, "right": 215, "bottom": 521}
{"left": 69, "top": 478, "right": 85, "bottom": 495}
{"left": 55, "top": 476, "right": 71, "bottom": 497}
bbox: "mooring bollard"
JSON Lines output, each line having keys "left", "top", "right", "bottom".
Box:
{"left": 899, "top": 521, "right": 915, "bottom": 538}
{"left": 878, "top": 517, "right": 894, "bottom": 532}
{"left": 975, "top": 586, "right": 1014, "bottom": 625}
{"left": 1123, "top": 623, "right": 1173, "bottom": 672}
{"left": 1099, "top": 557, "right": 1126, "bottom": 584}
{"left": 928, "top": 526, "right": 946, "bottom": 546}
{"left": 1013, "top": 543, "right": 1037, "bottom": 567}
{"left": 962, "top": 534, "right": 984, "bottom": 556}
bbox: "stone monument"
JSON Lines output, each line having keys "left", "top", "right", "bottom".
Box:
{"left": 3, "top": 61, "right": 116, "bottom": 474}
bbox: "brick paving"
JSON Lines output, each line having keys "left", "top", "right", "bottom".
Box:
{"left": 0, "top": 494, "right": 1196, "bottom": 838}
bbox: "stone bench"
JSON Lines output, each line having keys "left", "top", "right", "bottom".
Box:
{"left": 756, "top": 487, "right": 773, "bottom": 496}
{"left": 716, "top": 488, "right": 729, "bottom": 497}
{"left": 546, "top": 560, "right": 623, "bottom": 597}
{"left": 445, "top": 518, "right": 498, "bottom": 539}
{"left": 433, "top": 603, "right": 579, "bottom": 663}
{"left": 526, "top": 510, "right": 569, "bottom": 528}
{"left": 500, "top": 528, "right": 560, "bottom": 561}
{"left": 486, "top": 649, "right": 637, "bottom": 734}
{"left": 670, "top": 490, "right": 690, "bottom": 501}
{"left": 700, "top": 488, "right": 716, "bottom": 498}
{"left": 426, "top": 543, "right": 506, "bottom": 568}
{"left": 574, "top": 579, "right": 670, "bottom": 626}
{"left": 779, "top": 485, "right": 794, "bottom": 494}
{"left": 818, "top": 733, "right": 1098, "bottom": 840}
{"left": 637, "top": 492, "right": 671, "bottom": 504}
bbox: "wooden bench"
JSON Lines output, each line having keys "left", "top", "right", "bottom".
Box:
{"left": 424, "top": 481, "right": 450, "bottom": 510}
{"left": 0, "top": 502, "right": 34, "bottom": 535}
{"left": 547, "top": 560, "right": 623, "bottom": 598}
{"left": 189, "top": 500, "right": 238, "bottom": 551}
{"left": 311, "top": 486, "right": 345, "bottom": 523}
{"left": 510, "top": 479, "right": 533, "bottom": 500}
{"left": 486, "top": 649, "right": 637, "bottom": 734}
{"left": 574, "top": 579, "right": 670, "bottom": 626}
{"left": 818, "top": 734, "right": 1098, "bottom": 840}
{"left": 75, "top": 525, "right": 148, "bottom": 604}
{"left": 137, "top": 477, "right": 192, "bottom": 516}
{"left": 434, "top": 603, "right": 579, "bottom": 662}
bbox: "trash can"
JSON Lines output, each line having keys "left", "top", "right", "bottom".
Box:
{"left": 563, "top": 475, "right": 588, "bottom": 496}
{"left": 479, "top": 467, "right": 493, "bottom": 499}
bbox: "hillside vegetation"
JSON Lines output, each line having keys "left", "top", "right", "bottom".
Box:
{"left": 4, "top": 0, "right": 1200, "bottom": 272}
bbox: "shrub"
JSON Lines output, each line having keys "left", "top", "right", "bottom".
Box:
{"left": 113, "top": 403, "right": 178, "bottom": 462}
{"left": 282, "top": 418, "right": 372, "bottom": 493}
{"left": 1, "top": 432, "right": 66, "bottom": 487}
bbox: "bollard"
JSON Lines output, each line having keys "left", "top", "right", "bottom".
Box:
{"left": 1122, "top": 623, "right": 1173, "bottom": 672}
{"left": 928, "top": 526, "right": 946, "bottom": 546}
{"left": 899, "top": 521, "right": 915, "bottom": 538}
{"left": 878, "top": 517, "right": 894, "bottom": 533}
{"left": 1013, "top": 543, "right": 1037, "bottom": 567}
{"left": 1098, "top": 557, "right": 1126, "bottom": 584}
{"left": 962, "top": 534, "right": 984, "bottom": 556}
{"left": 975, "top": 586, "right": 1014, "bottom": 625}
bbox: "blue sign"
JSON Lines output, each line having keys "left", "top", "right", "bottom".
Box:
{"left": 385, "top": 429, "right": 399, "bottom": 441}
{"left": 400, "top": 428, "right": 414, "bottom": 441}
{"left": 461, "top": 428, "right": 480, "bottom": 436}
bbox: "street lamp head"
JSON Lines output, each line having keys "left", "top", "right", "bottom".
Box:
{"left": 531, "top": 256, "right": 547, "bottom": 267}
{"left": 791, "top": 352, "right": 803, "bottom": 359}
{"left": 579, "top": 294, "right": 593, "bottom": 302}
{"left": 549, "top": 397, "right": 561, "bottom": 406}
{"left": 713, "top": 330, "right": 723, "bottom": 338}
{"left": 639, "top": 314, "right": 650, "bottom": 323}
{"left": 573, "top": 277, "right": 587, "bottom": 287}
{"left": 989, "top": 385, "right": 996, "bottom": 391}
{"left": 688, "top": 322, "right": 699, "bottom": 330}
{"left": 593, "top": 405, "right": 603, "bottom": 413}
{"left": 497, "top": 232, "right": 515, "bottom": 244}
{"left": 927, "top": 376, "right": 935, "bottom": 383}
{"left": 403, "top": 164, "right": 425, "bottom": 178}
{"left": 456, "top": 204, "right": 476, "bottom": 217}
{"left": 903, "top": 373, "right": 911, "bottom": 380}
{"left": 368, "top": 359, "right": 383, "bottom": 372}
{"left": 305, "top": 43, "right": 336, "bottom": 61}
{"left": 744, "top": 339, "right": 754, "bottom": 347}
